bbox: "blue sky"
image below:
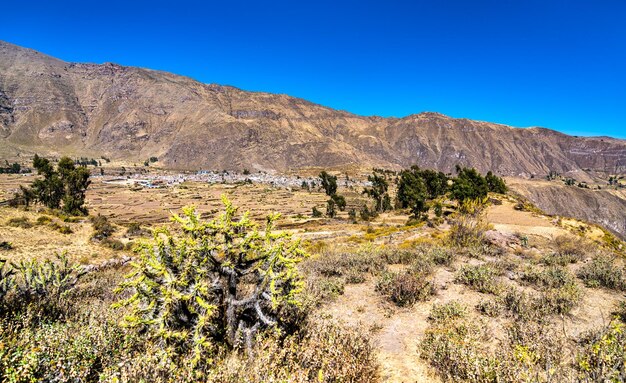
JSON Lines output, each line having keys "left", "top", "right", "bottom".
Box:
{"left": 2, "top": 0, "right": 625, "bottom": 138}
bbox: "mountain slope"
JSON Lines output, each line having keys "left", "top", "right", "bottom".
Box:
{"left": 1, "top": 40, "right": 626, "bottom": 175}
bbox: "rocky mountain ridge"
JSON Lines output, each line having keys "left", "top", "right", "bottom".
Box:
{"left": 1, "top": 40, "right": 625, "bottom": 177}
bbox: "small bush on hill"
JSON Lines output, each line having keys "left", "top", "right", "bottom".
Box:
{"left": 455, "top": 263, "right": 502, "bottom": 295}
{"left": 428, "top": 301, "right": 466, "bottom": 322}
{"left": 577, "top": 256, "right": 626, "bottom": 290}
{"left": 90, "top": 214, "right": 115, "bottom": 240}
{"left": 7, "top": 216, "right": 32, "bottom": 228}
{"left": 376, "top": 270, "right": 435, "bottom": 306}
{"left": 576, "top": 321, "right": 626, "bottom": 382}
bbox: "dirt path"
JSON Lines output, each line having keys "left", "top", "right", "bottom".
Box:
{"left": 486, "top": 200, "right": 568, "bottom": 238}
{"left": 325, "top": 282, "right": 441, "bottom": 382}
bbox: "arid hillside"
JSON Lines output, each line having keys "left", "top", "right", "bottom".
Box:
{"left": 508, "top": 178, "right": 626, "bottom": 239}
{"left": 2, "top": 40, "right": 626, "bottom": 176}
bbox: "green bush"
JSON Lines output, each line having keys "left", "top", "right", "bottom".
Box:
{"left": 35, "top": 215, "right": 53, "bottom": 225}
{"left": 58, "top": 224, "right": 73, "bottom": 234}
{"left": 576, "top": 321, "right": 626, "bottom": 382}
{"left": 445, "top": 199, "right": 490, "bottom": 248}
{"left": 90, "top": 214, "right": 115, "bottom": 240}
{"left": 521, "top": 266, "right": 576, "bottom": 289}
{"left": 613, "top": 300, "right": 626, "bottom": 322}
{"left": 7, "top": 216, "right": 32, "bottom": 228}
{"left": 455, "top": 263, "right": 502, "bottom": 294}
{"left": 102, "top": 238, "right": 124, "bottom": 250}
{"left": 476, "top": 299, "right": 503, "bottom": 317}
{"left": 429, "top": 301, "right": 466, "bottom": 322}
{"left": 535, "top": 282, "right": 582, "bottom": 315}
{"left": 577, "top": 256, "right": 625, "bottom": 290}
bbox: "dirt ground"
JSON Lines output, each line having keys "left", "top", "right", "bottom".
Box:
{"left": 1, "top": 173, "right": 624, "bottom": 383}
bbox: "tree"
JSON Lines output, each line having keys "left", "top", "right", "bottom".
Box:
{"left": 397, "top": 167, "right": 429, "bottom": 218}
{"left": 58, "top": 157, "right": 91, "bottom": 215}
{"left": 419, "top": 169, "right": 449, "bottom": 199}
{"left": 25, "top": 155, "right": 90, "bottom": 214}
{"left": 485, "top": 171, "right": 507, "bottom": 194}
{"left": 363, "top": 171, "right": 391, "bottom": 212}
{"left": 31, "top": 155, "right": 64, "bottom": 210}
{"left": 114, "top": 197, "right": 307, "bottom": 364}
{"left": 319, "top": 171, "right": 337, "bottom": 197}
{"left": 326, "top": 198, "right": 336, "bottom": 218}
{"left": 450, "top": 167, "right": 489, "bottom": 203}
{"left": 331, "top": 194, "right": 346, "bottom": 211}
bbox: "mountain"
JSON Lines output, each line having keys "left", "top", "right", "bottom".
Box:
{"left": 1, "top": 40, "right": 626, "bottom": 176}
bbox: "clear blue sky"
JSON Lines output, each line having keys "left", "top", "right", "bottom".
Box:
{"left": 2, "top": 0, "right": 625, "bottom": 138}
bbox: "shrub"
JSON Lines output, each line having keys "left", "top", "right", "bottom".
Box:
{"left": 58, "top": 225, "right": 73, "bottom": 234}
{"left": 35, "top": 215, "right": 53, "bottom": 225}
{"left": 428, "top": 246, "right": 456, "bottom": 266}
{"left": 125, "top": 222, "right": 146, "bottom": 237}
{"left": 303, "top": 248, "right": 387, "bottom": 280}
{"left": 307, "top": 276, "right": 345, "bottom": 302}
{"left": 376, "top": 270, "right": 434, "bottom": 306}
{"left": 521, "top": 266, "right": 576, "bottom": 289}
{"left": 101, "top": 318, "right": 379, "bottom": 383}
{"left": 114, "top": 197, "right": 307, "bottom": 365}
{"left": 428, "top": 301, "right": 466, "bottom": 322}
{"left": 551, "top": 234, "right": 592, "bottom": 262}
{"left": 102, "top": 238, "right": 124, "bottom": 250}
{"left": 576, "top": 321, "right": 626, "bottom": 382}
{"left": 613, "top": 300, "right": 626, "bottom": 322}
{"left": 541, "top": 252, "right": 581, "bottom": 266}
{"left": 4, "top": 253, "right": 85, "bottom": 319}
{"left": 445, "top": 199, "right": 490, "bottom": 248}
{"left": 0, "top": 309, "right": 129, "bottom": 383}
{"left": 455, "top": 264, "right": 502, "bottom": 294}
{"left": 535, "top": 282, "right": 582, "bottom": 315}
{"left": 7, "top": 216, "right": 32, "bottom": 228}
{"left": 0, "top": 241, "right": 13, "bottom": 251}
{"left": 577, "top": 256, "right": 625, "bottom": 290}
{"left": 311, "top": 206, "right": 323, "bottom": 217}
{"left": 0, "top": 259, "right": 14, "bottom": 304}
{"left": 420, "top": 316, "right": 497, "bottom": 381}
{"left": 476, "top": 299, "right": 503, "bottom": 317}
{"left": 90, "top": 214, "right": 115, "bottom": 240}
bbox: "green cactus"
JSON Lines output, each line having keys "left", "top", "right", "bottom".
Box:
{"left": 114, "top": 195, "right": 307, "bottom": 365}
{"left": 0, "top": 259, "right": 15, "bottom": 303}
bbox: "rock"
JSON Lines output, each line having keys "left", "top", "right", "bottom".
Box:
{"left": 484, "top": 230, "right": 521, "bottom": 249}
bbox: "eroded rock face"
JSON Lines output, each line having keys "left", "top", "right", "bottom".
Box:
{"left": 1, "top": 39, "right": 626, "bottom": 176}
{"left": 508, "top": 179, "right": 626, "bottom": 239}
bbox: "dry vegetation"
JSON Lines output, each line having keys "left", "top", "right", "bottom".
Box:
{"left": 1, "top": 173, "right": 625, "bottom": 383}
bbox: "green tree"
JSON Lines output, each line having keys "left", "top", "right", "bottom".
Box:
{"left": 58, "top": 157, "right": 91, "bottom": 215}
{"left": 114, "top": 197, "right": 307, "bottom": 364}
{"left": 485, "top": 171, "right": 507, "bottom": 194}
{"left": 331, "top": 194, "right": 346, "bottom": 211}
{"left": 397, "top": 167, "right": 429, "bottom": 218}
{"left": 31, "top": 155, "right": 64, "bottom": 210}
{"left": 26, "top": 155, "right": 90, "bottom": 214}
{"left": 363, "top": 171, "right": 391, "bottom": 212}
{"left": 419, "top": 169, "right": 449, "bottom": 199}
{"left": 450, "top": 167, "right": 489, "bottom": 203}
{"left": 326, "top": 198, "right": 336, "bottom": 218}
{"left": 319, "top": 171, "right": 337, "bottom": 197}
